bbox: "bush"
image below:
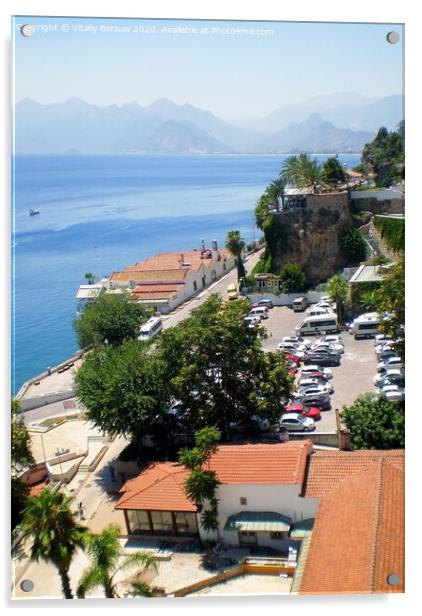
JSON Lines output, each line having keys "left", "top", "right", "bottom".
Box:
{"left": 279, "top": 263, "right": 306, "bottom": 293}
{"left": 373, "top": 216, "right": 405, "bottom": 252}
{"left": 339, "top": 226, "right": 368, "bottom": 263}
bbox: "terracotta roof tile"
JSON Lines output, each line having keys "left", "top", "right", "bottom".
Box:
{"left": 116, "top": 442, "right": 313, "bottom": 512}
{"left": 299, "top": 450, "right": 404, "bottom": 595}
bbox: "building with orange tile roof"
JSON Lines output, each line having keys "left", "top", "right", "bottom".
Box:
{"left": 105, "top": 240, "right": 235, "bottom": 313}
{"left": 293, "top": 449, "right": 404, "bottom": 595}
{"left": 115, "top": 441, "right": 317, "bottom": 549}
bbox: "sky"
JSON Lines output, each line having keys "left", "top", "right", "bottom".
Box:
{"left": 13, "top": 16, "right": 404, "bottom": 119}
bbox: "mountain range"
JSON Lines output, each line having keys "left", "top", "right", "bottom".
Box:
{"left": 14, "top": 93, "right": 403, "bottom": 155}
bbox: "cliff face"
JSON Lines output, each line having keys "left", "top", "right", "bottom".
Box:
{"left": 273, "top": 193, "right": 353, "bottom": 285}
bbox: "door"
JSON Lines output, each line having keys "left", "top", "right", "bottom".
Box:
{"left": 239, "top": 531, "right": 258, "bottom": 546}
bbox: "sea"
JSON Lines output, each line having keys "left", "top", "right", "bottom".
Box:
{"left": 12, "top": 153, "right": 360, "bottom": 393}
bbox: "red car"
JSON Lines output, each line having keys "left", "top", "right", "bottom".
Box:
{"left": 286, "top": 353, "right": 302, "bottom": 365}
{"left": 299, "top": 369, "right": 327, "bottom": 381}
{"left": 284, "top": 403, "right": 321, "bottom": 421}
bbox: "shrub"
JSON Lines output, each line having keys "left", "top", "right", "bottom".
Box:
{"left": 339, "top": 226, "right": 368, "bottom": 263}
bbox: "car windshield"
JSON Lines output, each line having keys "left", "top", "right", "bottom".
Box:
{"left": 297, "top": 416, "right": 306, "bottom": 423}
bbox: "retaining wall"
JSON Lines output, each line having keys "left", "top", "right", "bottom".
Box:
{"left": 246, "top": 291, "right": 326, "bottom": 307}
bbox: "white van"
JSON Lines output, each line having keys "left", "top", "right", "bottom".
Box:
{"left": 295, "top": 314, "right": 338, "bottom": 336}
{"left": 138, "top": 316, "right": 163, "bottom": 342}
{"left": 306, "top": 306, "right": 334, "bottom": 317}
{"left": 349, "top": 313, "right": 380, "bottom": 339}
{"left": 249, "top": 307, "right": 269, "bottom": 320}
{"left": 293, "top": 297, "right": 308, "bottom": 312}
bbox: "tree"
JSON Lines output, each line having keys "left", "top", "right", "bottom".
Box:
{"left": 20, "top": 489, "right": 87, "bottom": 599}
{"left": 339, "top": 226, "right": 367, "bottom": 263}
{"left": 280, "top": 153, "right": 331, "bottom": 193}
{"left": 375, "top": 256, "right": 405, "bottom": 359}
{"left": 255, "top": 194, "right": 272, "bottom": 230}
{"left": 157, "top": 296, "right": 293, "bottom": 439}
{"left": 266, "top": 178, "right": 286, "bottom": 211}
{"left": 84, "top": 272, "right": 95, "bottom": 285}
{"left": 77, "top": 524, "right": 157, "bottom": 598}
{"left": 326, "top": 275, "right": 348, "bottom": 322}
{"left": 322, "top": 155, "right": 346, "bottom": 185}
{"left": 74, "top": 340, "right": 171, "bottom": 445}
{"left": 11, "top": 398, "right": 34, "bottom": 530}
{"left": 279, "top": 262, "right": 306, "bottom": 292}
{"left": 11, "top": 398, "right": 34, "bottom": 474}
{"left": 73, "top": 293, "right": 149, "bottom": 348}
{"left": 225, "top": 230, "right": 246, "bottom": 282}
{"left": 178, "top": 427, "right": 221, "bottom": 535}
{"left": 341, "top": 393, "right": 404, "bottom": 450}
{"left": 362, "top": 124, "right": 404, "bottom": 187}
{"left": 360, "top": 289, "right": 378, "bottom": 312}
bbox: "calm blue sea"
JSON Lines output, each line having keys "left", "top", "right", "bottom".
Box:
{"left": 12, "top": 153, "right": 360, "bottom": 392}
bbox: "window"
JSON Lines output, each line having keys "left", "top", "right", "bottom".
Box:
{"left": 270, "top": 531, "right": 286, "bottom": 540}
{"left": 359, "top": 322, "right": 379, "bottom": 330}
{"left": 175, "top": 511, "right": 197, "bottom": 534}
{"left": 150, "top": 511, "right": 173, "bottom": 532}
{"left": 127, "top": 510, "right": 150, "bottom": 534}
{"left": 193, "top": 281, "right": 197, "bottom": 291}
{"left": 240, "top": 497, "right": 247, "bottom": 506}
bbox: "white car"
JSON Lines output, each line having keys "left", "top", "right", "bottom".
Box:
{"left": 244, "top": 316, "right": 261, "bottom": 328}
{"left": 377, "top": 356, "right": 404, "bottom": 372}
{"left": 298, "top": 377, "right": 334, "bottom": 394}
{"left": 379, "top": 384, "right": 405, "bottom": 402}
{"left": 277, "top": 341, "right": 307, "bottom": 355}
{"left": 279, "top": 413, "right": 315, "bottom": 432}
{"left": 375, "top": 342, "right": 395, "bottom": 356}
{"left": 373, "top": 369, "right": 404, "bottom": 387}
{"left": 300, "top": 365, "right": 333, "bottom": 379}
{"left": 374, "top": 334, "right": 392, "bottom": 345}
{"left": 316, "top": 302, "right": 336, "bottom": 311}
{"left": 295, "top": 384, "right": 332, "bottom": 397}
{"left": 310, "top": 341, "right": 343, "bottom": 355}
{"left": 323, "top": 335, "right": 343, "bottom": 346}
{"left": 282, "top": 336, "right": 312, "bottom": 347}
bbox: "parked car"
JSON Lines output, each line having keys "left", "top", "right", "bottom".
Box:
{"left": 278, "top": 341, "right": 308, "bottom": 353}
{"left": 257, "top": 298, "right": 273, "bottom": 309}
{"left": 377, "top": 356, "right": 404, "bottom": 372}
{"left": 322, "top": 335, "right": 344, "bottom": 346}
{"left": 244, "top": 316, "right": 261, "bottom": 328}
{"left": 315, "top": 302, "right": 336, "bottom": 311}
{"left": 284, "top": 403, "right": 321, "bottom": 421}
{"left": 378, "top": 384, "right": 405, "bottom": 402}
{"left": 298, "top": 377, "right": 334, "bottom": 394}
{"left": 282, "top": 335, "right": 312, "bottom": 347}
{"left": 373, "top": 369, "right": 404, "bottom": 387}
{"left": 295, "top": 384, "right": 332, "bottom": 399}
{"left": 248, "top": 307, "right": 269, "bottom": 320}
{"left": 279, "top": 413, "right": 315, "bottom": 432}
{"left": 226, "top": 283, "right": 238, "bottom": 300}
{"left": 291, "top": 392, "right": 331, "bottom": 410}
{"left": 304, "top": 353, "right": 340, "bottom": 367}
{"left": 374, "top": 334, "right": 393, "bottom": 345}
{"left": 300, "top": 365, "right": 333, "bottom": 379}
{"left": 310, "top": 341, "right": 344, "bottom": 355}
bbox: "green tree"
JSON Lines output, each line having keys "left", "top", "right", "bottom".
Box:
{"left": 360, "top": 289, "right": 378, "bottom": 312}
{"left": 322, "top": 155, "right": 346, "bottom": 185}
{"left": 225, "top": 230, "right": 246, "bottom": 282}
{"left": 266, "top": 178, "right": 286, "bottom": 212}
{"left": 11, "top": 398, "right": 34, "bottom": 474}
{"left": 77, "top": 524, "right": 157, "bottom": 598}
{"left": 339, "top": 226, "right": 368, "bottom": 263}
{"left": 255, "top": 194, "right": 272, "bottom": 230}
{"left": 73, "top": 293, "right": 149, "bottom": 348}
{"left": 158, "top": 296, "right": 293, "bottom": 439}
{"left": 326, "top": 274, "right": 348, "bottom": 321}
{"left": 362, "top": 124, "right": 404, "bottom": 187}
{"left": 74, "top": 340, "right": 171, "bottom": 446}
{"left": 20, "top": 489, "right": 87, "bottom": 599}
{"left": 11, "top": 398, "right": 35, "bottom": 530}
{"left": 84, "top": 272, "right": 96, "bottom": 285}
{"left": 375, "top": 256, "right": 405, "bottom": 360}
{"left": 279, "top": 262, "right": 306, "bottom": 292}
{"left": 280, "top": 153, "right": 331, "bottom": 193}
{"left": 178, "top": 427, "right": 221, "bottom": 535}
{"left": 341, "top": 393, "right": 404, "bottom": 450}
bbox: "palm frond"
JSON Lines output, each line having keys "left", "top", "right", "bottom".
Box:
{"left": 76, "top": 566, "right": 107, "bottom": 598}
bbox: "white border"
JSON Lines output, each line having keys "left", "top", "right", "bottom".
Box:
{"left": 1, "top": 1, "right": 419, "bottom": 614}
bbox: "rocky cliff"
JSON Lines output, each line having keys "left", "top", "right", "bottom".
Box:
{"left": 272, "top": 193, "right": 353, "bottom": 285}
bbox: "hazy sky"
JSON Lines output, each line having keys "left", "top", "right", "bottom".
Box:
{"left": 13, "top": 16, "right": 404, "bottom": 118}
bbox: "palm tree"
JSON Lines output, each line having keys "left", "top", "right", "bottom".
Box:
{"left": 326, "top": 275, "right": 349, "bottom": 322}
{"left": 280, "top": 153, "right": 331, "bottom": 194}
{"left": 225, "top": 230, "right": 246, "bottom": 283}
{"left": 84, "top": 272, "right": 95, "bottom": 285}
{"left": 20, "top": 489, "right": 87, "bottom": 599}
{"left": 265, "top": 178, "right": 286, "bottom": 211}
{"left": 77, "top": 524, "right": 157, "bottom": 598}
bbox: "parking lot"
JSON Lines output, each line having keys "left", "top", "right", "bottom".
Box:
{"left": 261, "top": 306, "right": 379, "bottom": 432}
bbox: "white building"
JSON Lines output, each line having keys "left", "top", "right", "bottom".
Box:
{"left": 115, "top": 441, "right": 318, "bottom": 551}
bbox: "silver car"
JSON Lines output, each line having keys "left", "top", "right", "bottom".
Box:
{"left": 279, "top": 413, "right": 315, "bottom": 432}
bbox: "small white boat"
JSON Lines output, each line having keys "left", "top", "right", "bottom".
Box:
{"left": 29, "top": 209, "right": 40, "bottom": 216}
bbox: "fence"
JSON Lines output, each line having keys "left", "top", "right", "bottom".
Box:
{"left": 245, "top": 291, "right": 326, "bottom": 307}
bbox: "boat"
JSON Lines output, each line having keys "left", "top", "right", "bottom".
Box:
{"left": 29, "top": 209, "right": 40, "bottom": 216}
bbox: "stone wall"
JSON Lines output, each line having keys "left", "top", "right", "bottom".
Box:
{"left": 272, "top": 192, "right": 353, "bottom": 285}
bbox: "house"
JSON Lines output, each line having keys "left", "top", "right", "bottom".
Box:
{"left": 115, "top": 441, "right": 317, "bottom": 550}
{"left": 107, "top": 241, "right": 235, "bottom": 314}
{"left": 293, "top": 449, "right": 405, "bottom": 594}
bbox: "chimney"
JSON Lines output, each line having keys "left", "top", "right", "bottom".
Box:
{"left": 200, "top": 238, "right": 206, "bottom": 251}
{"left": 180, "top": 253, "right": 184, "bottom": 266}
{"left": 211, "top": 239, "right": 219, "bottom": 262}
{"left": 211, "top": 239, "right": 218, "bottom": 251}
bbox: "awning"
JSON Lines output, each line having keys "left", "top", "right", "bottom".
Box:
{"left": 224, "top": 511, "right": 292, "bottom": 533}
{"left": 289, "top": 518, "right": 315, "bottom": 539}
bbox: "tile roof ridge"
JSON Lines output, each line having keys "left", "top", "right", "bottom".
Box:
{"left": 116, "top": 462, "right": 184, "bottom": 506}
{"left": 369, "top": 455, "right": 385, "bottom": 592}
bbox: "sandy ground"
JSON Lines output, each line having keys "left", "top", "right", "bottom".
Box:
{"left": 29, "top": 419, "right": 105, "bottom": 462}
{"left": 190, "top": 573, "right": 292, "bottom": 595}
